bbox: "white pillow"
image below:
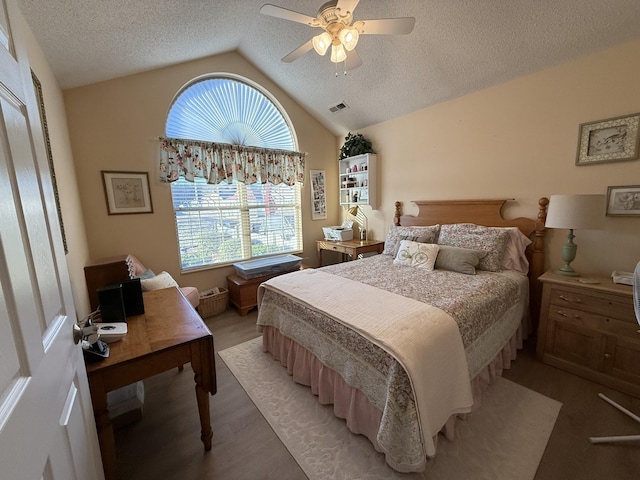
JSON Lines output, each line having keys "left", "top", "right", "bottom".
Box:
{"left": 393, "top": 240, "right": 439, "bottom": 270}
{"left": 140, "top": 271, "right": 180, "bottom": 291}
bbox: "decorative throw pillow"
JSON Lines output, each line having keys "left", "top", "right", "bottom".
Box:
{"left": 136, "top": 268, "right": 156, "bottom": 280}
{"left": 126, "top": 254, "right": 148, "bottom": 278}
{"left": 438, "top": 224, "right": 510, "bottom": 272}
{"left": 435, "top": 245, "right": 487, "bottom": 275}
{"left": 393, "top": 240, "right": 439, "bottom": 270}
{"left": 140, "top": 271, "right": 180, "bottom": 291}
{"left": 391, "top": 234, "right": 435, "bottom": 257}
{"left": 382, "top": 225, "right": 440, "bottom": 256}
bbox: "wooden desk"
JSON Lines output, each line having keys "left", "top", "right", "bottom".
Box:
{"left": 316, "top": 239, "right": 385, "bottom": 266}
{"left": 85, "top": 287, "right": 216, "bottom": 480}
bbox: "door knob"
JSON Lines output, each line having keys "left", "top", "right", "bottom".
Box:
{"left": 73, "top": 322, "right": 98, "bottom": 345}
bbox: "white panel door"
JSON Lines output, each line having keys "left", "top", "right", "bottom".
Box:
{"left": 0, "top": 1, "right": 103, "bottom": 478}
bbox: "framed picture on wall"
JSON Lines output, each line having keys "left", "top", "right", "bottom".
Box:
{"left": 606, "top": 185, "right": 640, "bottom": 216}
{"left": 575, "top": 112, "right": 640, "bottom": 165}
{"left": 309, "top": 169, "right": 327, "bottom": 220}
{"left": 101, "top": 171, "right": 154, "bottom": 215}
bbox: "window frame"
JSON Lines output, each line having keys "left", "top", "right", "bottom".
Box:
{"left": 166, "top": 74, "right": 303, "bottom": 272}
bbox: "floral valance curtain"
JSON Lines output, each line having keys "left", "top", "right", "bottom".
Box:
{"left": 159, "top": 137, "right": 306, "bottom": 186}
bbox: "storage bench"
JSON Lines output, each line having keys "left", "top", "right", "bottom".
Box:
{"left": 227, "top": 265, "right": 307, "bottom": 316}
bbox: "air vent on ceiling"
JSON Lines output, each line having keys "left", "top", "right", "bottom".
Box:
{"left": 329, "top": 102, "right": 349, "bottom": 113}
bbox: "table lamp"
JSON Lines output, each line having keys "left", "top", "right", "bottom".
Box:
{"left": 545, "top": 194, "right": 604, "bottom": 276}
{"left": 347, "top": 206, "right": 368, "bottom": 241}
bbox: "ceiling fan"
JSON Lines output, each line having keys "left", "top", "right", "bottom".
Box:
{"left": 260, "top": 0, "right": 415, "bottom": 71}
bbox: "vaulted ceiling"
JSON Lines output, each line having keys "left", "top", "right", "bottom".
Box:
{"left": 17, "top": 0, "right": 640, "bottom": 135}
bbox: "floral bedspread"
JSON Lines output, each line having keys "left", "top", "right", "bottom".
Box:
{"left": 256, "top": 254, "right": 527, "bottom": 472}
{"left": 322, "top": 254, "right": 528, "bottom": 376}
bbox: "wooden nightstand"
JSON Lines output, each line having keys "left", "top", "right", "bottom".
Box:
{"left": 316, "top": 239, "right": 384, "bottom": 267}
{"left": 537, "top": 270, "right": 640, "bottom": 398}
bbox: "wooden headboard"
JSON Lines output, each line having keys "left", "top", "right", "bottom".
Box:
{"left": 394, "top": 198, "right": 549, "bottom": 326}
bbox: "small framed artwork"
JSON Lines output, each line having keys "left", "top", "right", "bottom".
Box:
{"left": 576, "top": 112, "right": 640, "bottom": 165}
{"left": 309, "top": 169, "right": 327, "bottom": 220}
{"left": 606, "top": 185, "right": 640, "bottom": 216}
{"left": 102, "top": 171, "right": 153, "bottom": 215}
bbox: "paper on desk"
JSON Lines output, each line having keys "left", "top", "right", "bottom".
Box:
{"left": 611, "top": 271, "right": 633, "bottom": 285}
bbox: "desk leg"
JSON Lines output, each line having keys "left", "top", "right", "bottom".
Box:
{"left": 191, "top": 339, "right": 216, "bottom": 450}
{"left": 195, "top": 380, "right": 213, "bottom": 449}
{"left": 89, "top": 377, "right": 118, "bottom": 480}
{"left": 317, "top": 246, "right": 323, "bottom": 267}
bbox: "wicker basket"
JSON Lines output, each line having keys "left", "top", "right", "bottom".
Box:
{"left": 198, "top": 287, "right": 228, "bottom": 318}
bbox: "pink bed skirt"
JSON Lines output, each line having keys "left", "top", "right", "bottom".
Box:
{"left": 261, "top": 323, "right": 526, "bottom": 466}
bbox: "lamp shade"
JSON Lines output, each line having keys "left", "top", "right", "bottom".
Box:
{"left": 312, "top": 32, "right": 331, "bottom": 56}
{"left": 545, "top": 194, "right": 605, "bottom": 230}
{"left": 331, "top": 43, "right": 347, "bottom": 63}
{"left": 339, "top": 27, "right": 359, "bottom": 51}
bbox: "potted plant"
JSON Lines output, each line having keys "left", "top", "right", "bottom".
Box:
{"left": 338, "top": 132, "right": 375, "bottom": 160}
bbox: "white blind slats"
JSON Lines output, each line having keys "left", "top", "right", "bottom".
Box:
{"left": 171, "top": 178, "right": 301, "bottom": 270}
{"left": 165, "top": 75, "right": 303, "bottom": 270}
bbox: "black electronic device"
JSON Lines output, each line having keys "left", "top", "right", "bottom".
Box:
{"left": 97, "top": 283, "right": 126, "bottom": 322}
{"left": 119, "top": 278, "right": 145, "bottom": 316}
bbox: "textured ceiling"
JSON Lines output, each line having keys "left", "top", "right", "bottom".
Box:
{"left": 17, "top": 0, "right": 640, "bottom": 135}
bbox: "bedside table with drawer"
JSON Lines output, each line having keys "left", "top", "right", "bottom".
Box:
{"left": 316, "top": 239, "right": 384, "bottom": 267}
{"left": 536, "top": 271, "right": 640, "bottom": 398}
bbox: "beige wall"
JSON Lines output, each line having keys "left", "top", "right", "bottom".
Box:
{"left": 22, "top": 8, "right": 640, "bottom": 318}
{"left": 354, "top": 39, "right": 640, "bottom": 276}
{"left": 20, "top": 13, "right": 92, "bottom": 316}
{"left": 63, "top": 52, "right": 339, "bottom": 316}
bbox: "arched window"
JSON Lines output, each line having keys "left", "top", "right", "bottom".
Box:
{"left": 166, "top": 74, "right": 303, "bottom": 270}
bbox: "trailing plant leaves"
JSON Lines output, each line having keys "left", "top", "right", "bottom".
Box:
{"left": 339, "top": 132, "right": 375, "bottom": 160}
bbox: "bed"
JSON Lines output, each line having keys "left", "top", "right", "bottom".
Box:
{"left": 256, "top": 198, "right": 548, "bottom": 473}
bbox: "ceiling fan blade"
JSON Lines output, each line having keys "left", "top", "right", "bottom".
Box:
{"left": 356, "top": 17, "right": 416, "bottom": 35}
{"left": 260, "top": 4, "right": 317, "bottom": 26}
{"left": 336, "top": 0, "right": 360, "bottom": 15}
{"left": 345, "top": 49, "right": 362, "bottom": 70}
{"left": 281, "top": 40, "right": 314, "bottom": 63}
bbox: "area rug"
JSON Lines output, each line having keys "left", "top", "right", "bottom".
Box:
{"left": 219, "top": 337, "right": 561, "bottom": 480}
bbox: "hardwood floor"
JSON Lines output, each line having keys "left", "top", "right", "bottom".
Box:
{"left": 113, "top": 308, "right": 640, "bottom": 480}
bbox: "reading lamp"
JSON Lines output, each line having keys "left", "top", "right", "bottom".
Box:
{"left": 347, "top": 206, "right": 368, "bottom": 241}
{"left": 545, "top": 194, "right": 604, "bottom": 276}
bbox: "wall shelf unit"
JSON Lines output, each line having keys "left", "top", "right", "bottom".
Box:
{"left": 339, "top": 153, "right": 376, "bottom": 209}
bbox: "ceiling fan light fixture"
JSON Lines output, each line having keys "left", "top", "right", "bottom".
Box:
{"left": 339, "top": 27, "right": 359, "bottom": 51}
{"left": 312, "top": 32, "right": 332, "bottom": 55}
{"left": 330, "top": 42, "right": 347, "bottom": 63}
{"left": 261, "top": 2, "right": 416, "bottom": 69}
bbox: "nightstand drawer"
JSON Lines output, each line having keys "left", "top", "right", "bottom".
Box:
{"left": 548, "top": 305, "right": 640, "bottom": 339}
{"left": 326, "top": 244, "right": 350, "bottom": 254}
{"left": 549, "top": 286, "right": 635, "bottom": 323}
